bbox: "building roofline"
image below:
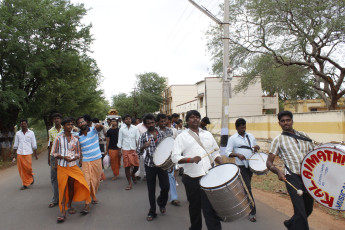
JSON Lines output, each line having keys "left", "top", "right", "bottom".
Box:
{"left": 168, "top": 84, "right": 196, "bottom": 87}
{"left": 176, "top": 99, "right": 198, "bottom": 106}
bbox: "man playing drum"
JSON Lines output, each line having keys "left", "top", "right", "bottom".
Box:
{"left": 225, "top": 118, "right": 260, "bottom": 222}
{"left": 171, "top": 110, "right": 223, "bottom": 230}
{"left": 156, "top": 113, "right": 181, "bottom": 206}
{"left": 137, "top": 114, "right": 170, "bottom": 221}
{"left": 267, "top": 111, "right": 314, "bottom": 230}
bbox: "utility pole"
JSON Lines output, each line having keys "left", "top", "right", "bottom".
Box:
{"left": 188, "top": 0, "right": 231, "bottom": 155}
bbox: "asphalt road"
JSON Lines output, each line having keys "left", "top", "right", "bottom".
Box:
{"left": 0, "top": 151, "right": 290, "bottom": 230}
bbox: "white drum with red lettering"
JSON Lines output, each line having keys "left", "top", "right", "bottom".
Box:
{"left": 301, "top": 143, "right": 345, "bottom": 211}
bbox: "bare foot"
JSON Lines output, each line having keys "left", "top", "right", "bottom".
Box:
{"left": 112, "top": 176, "right": 117, "bottom": 181}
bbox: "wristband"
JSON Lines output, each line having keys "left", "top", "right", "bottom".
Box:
{"left": 186, "top": 158, "right": 191, "bottom": 163}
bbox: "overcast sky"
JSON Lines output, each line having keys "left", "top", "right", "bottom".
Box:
{"left": 70, "top": 0, "right": 222, "bottom": 101}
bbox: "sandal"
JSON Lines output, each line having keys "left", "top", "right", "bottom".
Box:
{"left": 171, "top": 200, "right": 180, "bottom": 206}
{"left": 57, "top": 216, "right": 65, "bottom": 223}
{"left": 146, "top": 213, "right": 157, "bottom": 221}
{"left": 125, "top": 185, "right": 132, "bottom": 190}
{"left": 49, "top": 203, "right": 58, "bottom": 208}
{"left": 80, "top": 208, "right": 89, "bottom": 215}
{"left": 20, "top": 186, "right": 28, "bottom": 190}
{"left": 92, "top": 200, "right": 98, "bottom": 204}
{"left": 159, "top": 206, "right": 166, "bottom": 214}
{"left": 249, "top": 215, "right": 256, "bottom": 222}
{"left": 68, "top": 208, "right": 76, "bottom": 214}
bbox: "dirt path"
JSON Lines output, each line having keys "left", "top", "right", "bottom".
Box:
{"left": 253, "top": 188, "right": 345, "bottom": 230}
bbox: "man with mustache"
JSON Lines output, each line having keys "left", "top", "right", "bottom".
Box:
{"left": 118, "top": 114, "right": 140, "bottom": 190}
{"left": 48, "top": 113, "right": 63, "bottom": 208}
{"left": 52, "top": 117, "right": 91, "bottom": 223}
{"left": 267, "top": 111, "right": 314, "bottom": 230}
{"left": 137, "top": 114, "right": 170, "bottom": 221}
{"left": 171, "top": 110, "right": 223, "bottom": 230}
{"left": 12, "top": 119, "right": 38, "bottom": 190}
{"left": 76, "top": 116, "right": 104, "bottom": 212}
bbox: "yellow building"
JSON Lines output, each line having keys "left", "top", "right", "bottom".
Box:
{"left": 284, "top": 98, "right": 345, "bottom": 113}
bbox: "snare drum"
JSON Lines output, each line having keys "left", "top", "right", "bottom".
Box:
{"left": 200, "top": 164, "right": 254, "bottom": 222}
{"left": 249, "top": 152, "right": 268, "bottom": 175}
{"left": 153, "top": 137, "right": 175, "bottom": 170}
{"left": 301, "top": 143, "right": 345, "bottom": 211}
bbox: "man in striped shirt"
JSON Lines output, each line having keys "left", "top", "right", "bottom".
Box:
{"left": 267, "top": 111, "right": 314, "bottom": 230}
{"left": 52, "top": 117, "right": 91, "bottom": 222}
{"left": 76, "top": 116, "right": 104, "bottom": 206}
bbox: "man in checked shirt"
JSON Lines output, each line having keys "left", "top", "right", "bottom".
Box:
{"left": 137, "top": 114, "right": 170, "bottom": 222}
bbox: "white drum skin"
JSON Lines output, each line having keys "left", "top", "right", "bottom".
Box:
{"left": 249, "top": 152, "right": 268, "bottom": 175}
{"left": 200, "top": 164, "right": 254, "bottom": 222}
{"left": 153, "top": 137, "right": 175, "bottom": 170}
{"left": 301, "top": 143, "right": 345, "bottom": 211}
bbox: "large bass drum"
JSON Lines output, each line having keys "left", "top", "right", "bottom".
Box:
{"left": 199, "top": 164, "right": 254, "bottom": 222}
{"left": 301, "top": 143, "right": 345, "bottom": 211}
{"left": 153, "top": 137, "right": 175, "bottom": 170}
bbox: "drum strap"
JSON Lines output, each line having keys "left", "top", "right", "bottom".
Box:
{"left": 284, "top": 164, "right": 299, "bottom": 176}
{"left": 281, "top": 131, "right": 312, "bottom": 143}
{"left": 238, "top": 135, "right": 253, "bottom": 151}
{"left": 188, "top": 130, "right": 214, "bottom": 166}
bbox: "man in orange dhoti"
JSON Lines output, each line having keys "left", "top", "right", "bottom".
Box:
{"left": 117, "top": 114, "right": 140, "bottom": 190}
{"left": 52, "top": 118, "right": 91, "bottom": 223}
{"left": 12, "top": 119, "right": 38, "bottom": 190}
{"left": 77, "top": 116, "right": 104, "bottom": 204}
{"left": 106, "top": 118, "right": 120, "bottom": 180}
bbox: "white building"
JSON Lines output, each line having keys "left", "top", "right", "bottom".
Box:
{"left": 175, "top": 76, "right": 278, "bottom": 121}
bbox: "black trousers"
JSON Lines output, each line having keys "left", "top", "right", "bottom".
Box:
{"left": 182, "top": 174, "right": 221, "bottom": 230}
{"left": 238, "top": 166, "right": 256, "bottom": 215}
{"left": 285, "top": 174, "right": 314, "bottom": 230}
{"left": 145, "top": 165, "right": 170, "bottom": 215}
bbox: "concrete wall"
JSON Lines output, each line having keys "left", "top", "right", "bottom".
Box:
{"left": 176, "top": 99, "right": 198, "bottom": 120}
{"left": 197, "top": 77, "right": 278, "bottom": 119}
{"left": 205, "top": 78, "right": 223, "bottom": 119}
{"left": 196, "top": 81, "right": 206, "bottom": 117}
{"left": 208, "top": 110, "right": 345, "bottom": 144}
{"left": 229, "top": 77, "right": 264, "bottom": 117}
{"left": 169, "top": 85, "right": 197, "bottom": 114}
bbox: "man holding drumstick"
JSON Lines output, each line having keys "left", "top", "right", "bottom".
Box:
{"left": 267, "top": 111, "right": 314, "bottom": 230}
{"left": 137, "top": 114, "right": 170, "bottom": 221}
{"left": 225, "top": 118, "right": 260, "bottom": 222}
{"left": 171, "top": 110, "right": 223, "bottom": 230}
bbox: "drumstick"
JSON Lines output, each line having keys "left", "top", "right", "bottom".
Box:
{"left": 201, "top": 148, "right": 219, "bottom": 158}
{"left": 257, "top": 152, "right": 265, "bottom": 162}
{"left": 284, "top": 179, "right": 304, "bottom": 196}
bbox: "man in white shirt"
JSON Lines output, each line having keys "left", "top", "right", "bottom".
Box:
{"left": 172, "top": 110, "right": 223, "bottom": 230}
{"left": 12, "top": 119, "right": 38, "bottom": 190}
{"left": 225, "top": 118, "right": 260, "bottom": 222}
{"left": 117, "top": 114, "right": 140, "bottom": 190}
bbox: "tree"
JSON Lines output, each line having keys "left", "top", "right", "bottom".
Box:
{"left": 112, "top": 72, "right": 166, "bottom": 118}
{"left": 206, "top": 0, "right": 345, "bottom": 109}
{"left": 235, "top": 54, "right": 317, "bottom": 101}
{"left": 112, "top": 93, "right": 135, "bottom": 117}
{"left": 0, "top": 0, "right": 105, "bottom": 132}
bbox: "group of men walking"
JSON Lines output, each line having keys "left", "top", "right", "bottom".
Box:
{"left": 11, "top": 110, "right": 315, "bottom": 229}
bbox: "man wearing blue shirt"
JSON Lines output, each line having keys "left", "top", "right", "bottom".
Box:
{"left": 76, "top": 116, "right": 104, "bottom": 211}
{"left": 225, "top": 118, "right": 260, "bottom": 222}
